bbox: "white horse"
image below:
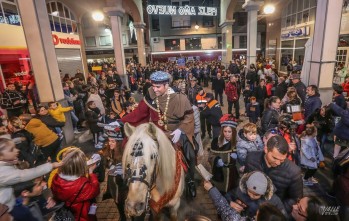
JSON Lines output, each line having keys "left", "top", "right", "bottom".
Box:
{"left": 122, "top": 122, "right": 185, "bottom": 221}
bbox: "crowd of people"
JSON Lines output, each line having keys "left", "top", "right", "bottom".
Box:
{"left": 0, "top": 57, "right": 348, "bottom": 221}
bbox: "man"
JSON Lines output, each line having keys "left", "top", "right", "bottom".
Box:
{"left": 225, "top": 75, "right": 240, "bottom": 118}
{"left": 74, "top": 69, "right": 85, "bottom": 82}
{"left": 186, "top": 77, "right": 201, "bottom": 105}
{"left": 1, "top": 83, "right": 26, "bottom": 118}
{"left": 212, "top": 73, "right": 225, "bottom": 106}
{"left": 245, "top": 135, "right": 303, "bottom": 214}
{"left": 199, "top": 93, "right": 222, "bottom": 139}
{"left": 229, "top": 60, "right": 240, "bottom": 74}
{"left": 304, "top": 85, "right": 322, "bottom": 121}
{"left": 106, "top": 70, "right": 123, "bottom": 87}
{"left": 121, "top": 71, "right": 197, "bottom": 197}
{"left": 254, "top": 79, "right": 268, "bottom": 115}
{"left": 200, "top": 64, "right": 210, "bottom": 87}
{"left": 290, "top": 72, "right": 307, "bottom": 104}
{"left": 274, "top": 77, "right": 288, "bottom": 100}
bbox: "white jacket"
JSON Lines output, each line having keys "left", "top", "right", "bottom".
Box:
{"left": 0, "top": 161, "right": 52, "bottom": 211}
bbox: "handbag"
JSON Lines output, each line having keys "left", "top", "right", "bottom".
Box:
{"left": 52, "top": 182, "right": 87, "bottom": 221}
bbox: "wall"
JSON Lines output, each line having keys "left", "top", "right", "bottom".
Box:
{"left": 201, "top": 37, "right": 218, "bottom": 49}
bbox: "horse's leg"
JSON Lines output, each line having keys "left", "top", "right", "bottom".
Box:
{"left": 169, "top": 200, "right": 180, "bottom": 221}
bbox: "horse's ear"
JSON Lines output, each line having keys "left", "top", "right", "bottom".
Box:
{"left": 147, "top": 122, "right": 157, "bottom": 139}
{"left": 124, "top": 123, "right": 136, "bottom": 137}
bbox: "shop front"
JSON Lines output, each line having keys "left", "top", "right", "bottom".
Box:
{"left": 0, "top": 23, "right": 84, "bottom": 94}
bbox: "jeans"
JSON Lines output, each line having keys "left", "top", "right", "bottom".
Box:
{"left": 71, "top": 110, "right": 79, "bottom": 130}
{"left": 228, "top": 100, "right": 240, "bottom": 118}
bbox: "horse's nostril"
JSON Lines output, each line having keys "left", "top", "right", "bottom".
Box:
{"left": 135, "top": 202, "right": 145, "bottom": 211}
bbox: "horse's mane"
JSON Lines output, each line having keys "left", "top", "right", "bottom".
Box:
{"left": 122, "top": 123, "right": 176, "bottom": 194}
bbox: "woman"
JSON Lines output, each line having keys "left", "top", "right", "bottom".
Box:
{"left": 100, "top": 125, "right": 126, "bottom": 221}
{"left": 51, "top": 148, "right": 99, "bottom": 221}
{"left": 110, "top": 90, "right": 125, "bottom": 117}
{"left": 281, "top": 90, "right": 302, "bottom": 113}
{"left": 36, "top": 105, "right": 65, "bottom": 132}
{"left": 261, "top": 96, "right": 281, "bottom": 134}
{"left": 210, "top": 114, "right": 239, "bottom": 193}
{"left": 87, "top": 87, "right": 106, "bottom": 116}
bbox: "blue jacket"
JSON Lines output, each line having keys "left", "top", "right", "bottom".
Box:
{"left": 300, "top": 136, "right": 324, "bottom": 169}
{"left": 330, "top": 103, "right": 349, "bottom": 140}
{"left": 304, "top": 95, "right": 322, "bottom": 120}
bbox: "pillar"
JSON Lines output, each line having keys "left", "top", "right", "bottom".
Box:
{"left": 308, "top": 0, "right": 343, "bottom": 104}
{"left": 104, "top": 0, "right": 128, "bottom": 87}
{"left": 134, "top": 22, "right": 147, "bottom": 66}
{"left": 221, "top": 20, "right": 234, "bottom": 67}
{"left": 243, "top": 0, "right": 262, "bottom": 68}
{"left": 17, "top": 0, "right": 74, "bottom": 144}
{"left": 77, "top": 22, "right": 89, "bottom": 82}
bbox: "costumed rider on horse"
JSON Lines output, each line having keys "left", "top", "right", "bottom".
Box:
{"left": 120, "top": 71, "right": 198, "bottom": 198}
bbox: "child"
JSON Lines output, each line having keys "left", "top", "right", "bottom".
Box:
{"left": 51, "top": 148, "right": 100, "bottom": 221}
{"left": 48, "top": 102, "right": 73, "bottom": 137}
{"left": 0, "top": 138, "right": 61, "bottom": 213}
{"left": 300, "top": 124, "right": 324, "bottom": 186}
{"left": 242, "top": 85, "right": 253, "bottom": 114}
{"left": 86, "top": 101, "right": 104, "bottom": 149}
{"left": 236, "top": 123, "right": 264, "bottom": 168}
{"left": 246, "top": 97, "right": 260, "bottom": 123}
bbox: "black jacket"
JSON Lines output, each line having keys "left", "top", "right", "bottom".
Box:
{"left": 245, "top": 151, "right": 303, "bottom": 214}
{"left": 201, "top": 100, "right": 223, "bottom": 126}
{"left": 261, "top": 108, "right": 279, "bottom": 133}
{"left": 11, "top": 130, "right": 35, "bottom": 167}
{"left": 212, "top": 78, "right": 225, "bottom": 93}
{"left": 293, "top": 81, "right": 307, "bottom": 104}
{"left": 254, "top": 86, "right": 268, "bottom": 104}
{"left": 274, "top": 81, "right": 288, "bottom": 100}
{"left": 86, "top": 107, "right": 103, "bottom": 133}
{"left": 36, "top": 115, "right": 65, "bottom": 132}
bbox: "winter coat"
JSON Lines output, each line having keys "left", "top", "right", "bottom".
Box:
{"left": 87, "top": 94, "right": 106, "bottom": 115}
{"left": 236, "top": 129, "right": 264, "bottom": 165}
{"left": 242, "top": 89, "right": 253, "bottom": 104}
{"left": 334, "top": 94, "right": 347, "bottom": 110}
{"left": 51, "top": 173, "right": 100, "bottom": 221}
{"left": 304, "top": 95, "right": 322, "bottom": 121}
{"left": 329, "top": 103, "right": 349, "bottom": 140}
{"left": 201, "top": 100, "right": 223, "bottom": 127}
{"left": 225, "top": 82, "right": 239, "bottom": 102}
{"left": 86, "top": 108, "right": 103, "bottom": 133}
{"left": 293, "top": 81, "right": 307, "bottom": 104}
{"left": 208, "top": 187, "right": 247, "bottom": 221}
{"left": 275, "top": 81, "right": 288, "bottom": 100}
{"left": 246, "top": 102, "right": 260, "bottom": 123}
{"left": 245, "top": 151, "right": 303, "bottom": 214}
{"left": 48, "top": 104, "right": 73, "bottom": 123}
{"left": 0, "top": 90, "right": 25, "bottom": 110}
{"left": 253, "top": 86, "right": 268, "bottom": 104}
{"left": 246, "top": 71, "right": 257, "bottom": 84}
{"left": 306, "top": 109, "right": 333, "bottom": 134}
{"left": 11, "top": 130, "right": 35, "bottom": 166}
{"left": 261, "top": 108, "right": 280, "bottom": 133}
{"left": 25, "top": 118, "right": 59, "bottom": 147}
{"left": 225, "top": 172, "right": 286, "bottom": 218}
{"left": 300, "top": 136, "right": 324, "bottom": 169}
{"left": 213, "top": 78, "right": 226, "bottom": 93}
{"left": 0, "top": 162, "right": 52, "bottom": 211}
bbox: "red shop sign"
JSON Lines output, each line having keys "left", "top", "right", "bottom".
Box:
{"left": 52, "top": 34, "right": 81, "bottom": 46}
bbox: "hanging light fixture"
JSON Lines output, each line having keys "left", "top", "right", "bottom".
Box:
{"left": 92, "top": 11, "right": 104, "bottom": 21}
{"left": 263, "top": 4, "right": 275, "bottom": 15}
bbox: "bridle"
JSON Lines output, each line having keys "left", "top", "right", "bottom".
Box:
{"left": 125, "top": 138, "right": 159, "bottom": 217}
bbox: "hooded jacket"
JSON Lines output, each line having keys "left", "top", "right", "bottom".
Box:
{"left": 51, "top": 173, "right": 100, "bottom": 221}
{"left": 225, "top": 172, "right": 286, "bottom": 218}
{"left": 25, "top": 118, "right": 58, "bottom": 147}
{"left": 48, "top": 104, "right": 73, "bottom": 123}
{"left": 236, "top": 129, "right": 264, "bottom": 165}
{"left": 300, "top": 136, "right": 324, "bottom": 169}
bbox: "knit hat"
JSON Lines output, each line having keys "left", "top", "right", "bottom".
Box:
{"left": 246, "top": 171, "right": 268, "bottom": 195}
{"left": 150, "top": 71, "right": 170, "bottom": 84}
{"left": 104, "top": 121, "right": 123, "bottom": 141}
{"left": 219, "top": 114, "right": 238, "bottom": 128}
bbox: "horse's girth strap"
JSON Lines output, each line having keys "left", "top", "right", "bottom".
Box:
{"left": 149, "top": 151, "right": 182, "bottom": 214}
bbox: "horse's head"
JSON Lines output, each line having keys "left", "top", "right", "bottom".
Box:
{"left": 123, "top": 122, "right": 160, "bottom": 216}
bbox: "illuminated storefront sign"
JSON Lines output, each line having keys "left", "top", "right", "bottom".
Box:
{"left": 281, "top": 26, "right": 310, "bottom": 39}
{"left": 51, "top": 32, "right": 81, "bottom": 49}
{"left": 146, "top": 5, "right": 217, "bottom": 16}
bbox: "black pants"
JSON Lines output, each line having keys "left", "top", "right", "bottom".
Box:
{"left": 215, "top": 91, "right": 224, "bottom": 105}
{"left": 40, "top": 138, "right": 61, "bottom": 162}
{"left": 200, "top": 114, "right": 211, "bottom": 136}
{"left": 228, "top": 100, "right": 240, "bottom": 118}
{"left": 212, "top": 126, "right": 221, "bottom": 139}
{"left": 203, "top": 77, "right": 209, "bottom": 87}
{"left": 304, "top": 168, "right": 317, "bottom": 180}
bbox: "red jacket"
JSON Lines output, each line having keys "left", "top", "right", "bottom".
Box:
{"left": 51, "top": 174, "right": 100, "bottom": 221}
{"left": 342, "top": 82, "right": 349, "bottom": 94}
{"left": 266, "top": 83, "right": 273, "bottom": 97}
{"left": 225, "top": 82, "right": 238, "bottom": 101}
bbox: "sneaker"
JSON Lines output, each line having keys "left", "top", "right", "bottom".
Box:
{"left": 310, "top": 177, "right": 318, "bottom": 184}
